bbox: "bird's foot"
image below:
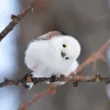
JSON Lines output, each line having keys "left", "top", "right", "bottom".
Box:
{"left": 22, "top": 72, "right": 34, "bottom": 89}
{"left": 50, "top": 75, "right": 57, "bottom": 83}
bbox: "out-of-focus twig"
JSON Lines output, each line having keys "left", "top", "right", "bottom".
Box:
{"left": 0, "top": 0, "right": 40, "bottom": 41}
{"left": 19, "top": 89, "right": 50, "bottom": 110}
{"left": 71, "top": 39, "right": 110, "bottom": 75}
{"left": 19, "top": 83, "right": 56, "bottom": 110}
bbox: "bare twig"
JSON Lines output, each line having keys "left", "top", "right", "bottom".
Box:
{"left": 18, "top": 74, "right": 110, "bottom": 110}
{"left": 0, "top": 0, "right": 40, "bottom": 41}
{"left": 0, "top": 74, "right": 110, "bottom": 88}
{"left": 19, "top": 89, "right": 50, "bottom": 110}
{"left": 71, "top": 39, "right": 110, "bottom": 75}
{"left": 19, "top": 84, "right": 56, "bottom": 110}
{"left": 0, "top": 78, "right": 21, "bottom": 87}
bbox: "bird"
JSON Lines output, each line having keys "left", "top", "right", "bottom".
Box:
{"left": 24, "top": 31, "right": 81, "bottom": 89}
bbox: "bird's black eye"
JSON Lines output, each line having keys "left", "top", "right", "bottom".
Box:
{"left": 65, "top": 57, "right": 69, "bottom": 60}
{"left": 62, "top": 44, "right": 67, "bottom": 48}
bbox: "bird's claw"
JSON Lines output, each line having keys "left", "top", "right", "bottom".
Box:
{"left": 50, "top": 75, "right": 56, "bottom": 83}
{"left": 22, "top": 72, "right": 34, "bottom": 89}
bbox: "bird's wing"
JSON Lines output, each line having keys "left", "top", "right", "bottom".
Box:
{"left": 36, "top": 31, "right": 62, "bottom": 40}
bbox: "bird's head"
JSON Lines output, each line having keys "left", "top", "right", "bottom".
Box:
{"left": 50, "top": 35, "right": 81, "bottom": 64}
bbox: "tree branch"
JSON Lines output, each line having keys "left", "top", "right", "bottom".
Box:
{"left": 72, "top": 39, "right": 110, "bottom": 75}
{"left": 0, "top": 0, "right": 40, "bottom": 41}
{"left": 19, "top": 89, "right": 51, "bottom": 110}
{"left": 0, "top": 74, "right": 110, "bottom": 89}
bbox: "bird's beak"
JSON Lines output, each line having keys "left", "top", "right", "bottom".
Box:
{"left": 61, "top": 51, "right": 66, "bottom": 58}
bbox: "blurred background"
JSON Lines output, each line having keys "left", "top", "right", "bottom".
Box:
{"left": 0, "top": 0, "right": 110, "bottom": 110}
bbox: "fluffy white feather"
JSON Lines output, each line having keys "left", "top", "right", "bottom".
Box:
{"left": 24, "top": 32, "right": 81, "bottom": 87}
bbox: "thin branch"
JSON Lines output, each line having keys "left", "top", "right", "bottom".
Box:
{"left": 0, "top": 74, "right": 110, "bottom": 88}
{"left": 17, "top": 74, "right": 110, "bottom": 110}
{"left": 19, "top": 89, "right": 50, "bottom": 110}
{"left": 0, "top": 78, "right": 21, "bottom": 87}
{"left": 19, "top": 84, "right": 56, "bottom": 110}
{"left": 0, "top": 0, "right": 40, "bottom": 41}
{"left": 72, "top": 39, "right": 110, "bottom": 75}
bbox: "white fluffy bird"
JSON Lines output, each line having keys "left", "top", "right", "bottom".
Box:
{"left": 24, "top": 31, "right": 81, "bottom": 88}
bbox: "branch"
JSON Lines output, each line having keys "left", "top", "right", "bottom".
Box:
{"left": 19, "top": 89, "right": 51, "bottom": 110}
{"left": 19, "top": 75, "right": 109, "bottom": 110}
{"left": 72, "top": 39, "right": 110, "bottom": 75}
{"left": 1, "top": 74, "right": 109, "bottom": 110}
{"left": 0, "top": 74, "right": 110, "bottom": 89}
{"left": 0, "top": 0, "right": 40, "bottom": 41}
